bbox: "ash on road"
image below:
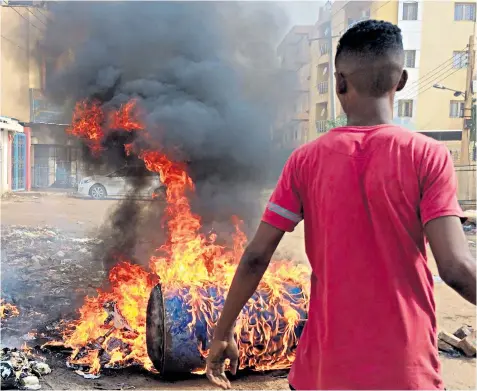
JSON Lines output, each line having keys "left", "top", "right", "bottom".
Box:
{"left": 1, "top": 194, "right": 475, "bottom": 390}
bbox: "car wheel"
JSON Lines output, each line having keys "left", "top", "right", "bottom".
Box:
{"left": 90, "top": 184, "right": 107, "bottom": 200}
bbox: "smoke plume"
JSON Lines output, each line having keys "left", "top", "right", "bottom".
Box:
{"left": 39, "top": 2, "right": 295, "bottom": 271}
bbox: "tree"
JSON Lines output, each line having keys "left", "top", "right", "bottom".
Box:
{"left": 325, "top": 114, "right": 347, "bottom": 131}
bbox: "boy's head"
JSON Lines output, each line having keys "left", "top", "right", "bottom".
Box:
{"left": 334, "top": 20, "right": 407, "bottom": 109}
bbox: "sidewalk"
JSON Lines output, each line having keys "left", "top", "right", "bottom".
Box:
{"left": 2, "top": 188, "right": 73, "bottom": 199}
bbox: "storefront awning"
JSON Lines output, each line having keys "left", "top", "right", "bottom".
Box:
{"left": 0, "top": 116, "right": 24, "bottom": 133}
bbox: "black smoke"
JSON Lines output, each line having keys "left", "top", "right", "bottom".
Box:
{"left": 39, "top": 2, "right": 295, "bottom": 271}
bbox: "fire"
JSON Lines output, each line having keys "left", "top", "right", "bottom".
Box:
{"left": 51, "top": 99, "right": 310, "bottom": 376}
{"left": 67, "top": 101, "right": 104, "bottom": 155}
{"left": 0, "top": 299, "right": 20, "bottom": 319}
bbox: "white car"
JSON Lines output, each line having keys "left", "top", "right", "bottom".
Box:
{"left": 77, "top": 166, "right": 165, "bottom": 200}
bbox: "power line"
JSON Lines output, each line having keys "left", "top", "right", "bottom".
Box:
{"left": 1, "top": 34, "right": 28, "bottom": 51}
{"left": 402, "top": 66, "right": 467, "bottom": 129}
{"left": 35, "top": 7, "right": 51, "bottom": 23}
{"left": 394, "top": 66, "right": 465, "bottom": 120}
{"left": 9, "top": 6, "right": 43, "bottom": 31}
{"left": 414, "top": 66, "right": 465, "bottom": 98}
{"left": 27, "top": 7, "right": 46, "bottom": 27}
{"left": 396, "top": 60, "right": 467, "bottom": 104}
{"left": 401, "top": 46, "right": 468, "bottom": 93}
{"left": 395, "top": 62, "right": 456, "bottom": 103}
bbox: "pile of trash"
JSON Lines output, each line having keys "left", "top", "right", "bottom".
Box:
{"left": 438, "top": 325, "right": 476, "bottom": 358}
{"left": 0, "top": 348, "right": 51, "bottom": 390}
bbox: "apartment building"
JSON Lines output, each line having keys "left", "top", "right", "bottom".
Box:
{"left": 307, "top": 0, "right": 476, "bottom": 159}
{"left": 274, "top": 25, "right": 314, "bottom": 150}
{"left": 310, "top": 1, "right": 399, "bottom": 135}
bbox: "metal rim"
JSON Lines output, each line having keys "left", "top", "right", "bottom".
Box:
{"left": 146, "top": 283, "right": 166, "bottom": 374}
{"left": 90, "top": 185, "right": 106, "bottom": 199}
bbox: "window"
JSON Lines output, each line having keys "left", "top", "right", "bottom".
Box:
{"left": 398, "top": 100, "right": 414, "bottom": 117}
{"left": 320, "top": 42, "right": 330, "bottom": 55}
{"left": 318, "top": 81, "right": 329, "bottom": 94}
{"left": 402, "top": 2, "right": 418, "bottom": 20}
{"left": 404, "top": 50, "right": 416, "bottom": 68}
{"left": 316, "top": 120, "right": 327, "bottom": 133}
{"left": 348, "top": 18, "right": 357, "bottom": 27}
{"left": 449, "top": 101, "right": 465, "bottom": 118}
{"left": 453, "top": 51, "right": 469, "bottom": 68}
{"left": 455, "top": 3, "right": 476, "bottom": 21}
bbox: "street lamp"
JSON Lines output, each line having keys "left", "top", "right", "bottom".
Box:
{"left": 432, "top": 83, "right": 465, "bottom": 98}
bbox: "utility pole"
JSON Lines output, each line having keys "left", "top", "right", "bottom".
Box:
{"left": 460, "top": 34, "right": 475, "bottom": 165}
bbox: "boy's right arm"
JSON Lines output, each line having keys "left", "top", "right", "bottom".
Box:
{"left": 419, "top": 142, "right": 476, "bottom": 305}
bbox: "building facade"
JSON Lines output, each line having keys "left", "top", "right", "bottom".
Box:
{"left": 1, "top": 2, "right": 81, "bottom": 192}
{"left": 309, "top": 1, "right": 399, "bottom": 136}
{"left": 0, "top": 117, "right": 31, "bottom": 193}
{"left": 0, "top": 3, "right": 42, "bottom": 193}
{"left": 275, "top": 25, "right": 314, "bottom": 149}
{"left": 281, "top": 0, "right": 476, "bottom": 162}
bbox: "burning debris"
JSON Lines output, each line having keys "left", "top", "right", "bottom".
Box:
{"left": 1, "top": 300, "right": 20, "bottom": 320}
{"left": 32, "top": 2, "right": 305, "bottom": 380}
{"left": 39, "top": 99, "right": 310, "bottom": 378}
{"left": 0, "top": 348, "right": 51, "bottom": 390}
{"left": 57, "top": 301, "right": 138, "bottom": 379}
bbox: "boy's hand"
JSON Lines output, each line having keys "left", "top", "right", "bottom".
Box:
{"left": 206, "top": 337, "right": 239, "bottom": 390}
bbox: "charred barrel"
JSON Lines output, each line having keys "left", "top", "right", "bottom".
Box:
{"left": 146, "top": 283, "right": 307, "bottom": 376}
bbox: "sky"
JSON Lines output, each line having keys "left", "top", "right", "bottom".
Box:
{"left": 278, "top": 1, "right": 322, "bottom": 28}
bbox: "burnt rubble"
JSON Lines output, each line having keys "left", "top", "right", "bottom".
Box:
{"left": 0, "top": 348, "right": 51, "bottom": 390}
{"left": 1, "top": 225, "right": 105, "bottom": 345}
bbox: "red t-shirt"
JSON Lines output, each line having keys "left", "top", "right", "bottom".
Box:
{"left": 262, "top": 125, "right": 464, "bottom": 390}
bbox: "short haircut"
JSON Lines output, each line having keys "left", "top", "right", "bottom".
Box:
{"left": 335, "top": 20, "right": 404, "bottom": 97}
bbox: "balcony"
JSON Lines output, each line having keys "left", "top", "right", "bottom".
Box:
{"left": 316, "top": 120, "right": 328, "bottom": 133}
{"left": 293, "top": 111, "right": 309, "bottom": 121}
{"left": 319, "top": 42, "right": 330, "bottom": 56}
{"left": 318, "top": 81, "right": 329, "bottom": 95}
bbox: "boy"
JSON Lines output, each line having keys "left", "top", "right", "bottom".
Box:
{"left": 206, "top": 20, "right": 476, "bottom": 390}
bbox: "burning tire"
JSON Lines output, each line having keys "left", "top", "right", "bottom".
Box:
{"left": 90, "top": 184, "right": 107, "bottom": 199}
{"left": 146, "top": 282, "right": 307, "bottom": 377}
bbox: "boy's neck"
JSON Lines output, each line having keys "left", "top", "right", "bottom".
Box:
{"left": 345, "top": 97, "right": 395, "bottom": 127}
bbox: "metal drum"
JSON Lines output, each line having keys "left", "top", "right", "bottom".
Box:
{"left": 146, "top": 283, "right": 307, "bottom": 376}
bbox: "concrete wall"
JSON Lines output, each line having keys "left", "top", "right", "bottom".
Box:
{"left": 0, "top": 5, "right": 42, "bottom": 122}
{"left": 0, "top": 130, "right": 9, "bottom": 193}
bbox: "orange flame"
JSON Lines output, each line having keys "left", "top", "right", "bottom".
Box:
{"left": 67, "top": 101, "right": 104, "bottom": 155}
{"left": 0, "top": 299, "right": 20, "bottom": 319}
{"left": 53, "top": 99, "right": 310, "bottom": 376}
{"left": 110, "top": 100, "right": 144, "bottom": 131}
